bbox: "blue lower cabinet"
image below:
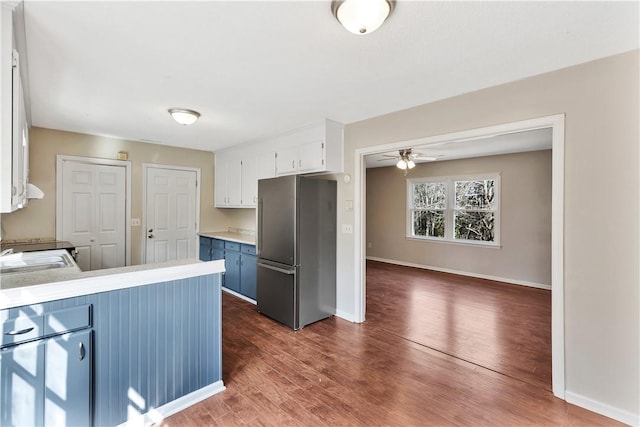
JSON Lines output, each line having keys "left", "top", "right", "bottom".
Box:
{"left": 45, "top": 329, "right": 92, "bottom": 426}
{"left": 240, "top": 253, "right": 257, "bottom": 300}
{"left": 199, "top": 236, "right": 213, "bottom": 261}
{"left": 224, "top": 251, "right": 241, "bottom": 293}
{"left": 221, "top": 241, "right": 257, "bottom": 300}
{"left": 0, "top": 327, "right": 92, "bottom": 427}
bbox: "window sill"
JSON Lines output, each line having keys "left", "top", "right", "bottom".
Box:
{"left": 406, "top": 236, "right": 502, "bottom": 249}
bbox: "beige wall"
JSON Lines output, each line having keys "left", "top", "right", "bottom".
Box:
{"left": 338, "top": 50, "right": 639, "bottom": 418}
{"left": 366, "top": 150, "right": 552, "bottom": 286}
{"left": 0, "top": 127, "right": 228, "bottom": 264}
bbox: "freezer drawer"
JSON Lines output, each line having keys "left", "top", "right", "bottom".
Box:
{"left": 256, "top": 261, "right": 297, "bottom": 329}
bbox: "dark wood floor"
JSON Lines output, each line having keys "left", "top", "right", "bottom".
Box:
{"left": 365, "top": 261, "right": 552, "bottom": 391}
{"left": 162, "top": 261, "right": 620, "bottom": 426}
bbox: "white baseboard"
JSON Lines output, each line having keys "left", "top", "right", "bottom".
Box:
{"left": 366, "top": 256, "right": 552, "bottom": 290}
{"left": 119, "top": 380, "right": 226, "bottom": 427}
{"left": 335, "top": 309, "right": 358, "bottom": 323}
{"left": 222, "top": 286, "right": 257, "bottom": 304}
{"left": 565, "top": 390, "right": 639, "bottom": 426}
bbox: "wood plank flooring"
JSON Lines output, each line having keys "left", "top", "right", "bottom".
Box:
{"left": 162, "top": 261, "right": 620, "bottom": 426}
{"left": 365, "top": 260, "right": 552, "bottom": 391}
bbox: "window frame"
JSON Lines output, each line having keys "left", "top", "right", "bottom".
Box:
{"left": 406, "top": 173, "right": 501, "bottom": 247}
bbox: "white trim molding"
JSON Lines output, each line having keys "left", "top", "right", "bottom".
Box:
{"left": 118, "top": 380, "right": 226, "bottom": 427}
{"left": 354, "top": 114, "right": 565, "bottom": 399}
{"left": 565, "top": 391, "right": 639, "bottom": 426}
{"left": 366, "top": 256, "right": 552, "bottom": 290}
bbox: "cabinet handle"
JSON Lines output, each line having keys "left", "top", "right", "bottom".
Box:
{"left": 291, "top": 160, "right": 295, "bottom": 169}
{"left": 299, "top": 160, "right": 302, "bottom": 168}
{"left": 5, "top": 327, "right": 34, "bottom": 336}
{"left": 79, "top": 342, "right": 86, "bottom": 361}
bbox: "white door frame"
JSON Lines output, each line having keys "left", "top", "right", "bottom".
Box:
{"left": 142, "top": 164, "right": 201, "bottom": 263}
{"left": 353, "top": 114, "right": 565, "bottom": 399}
{"left": 56, "top": 155, "right": 132, "bottom": 266}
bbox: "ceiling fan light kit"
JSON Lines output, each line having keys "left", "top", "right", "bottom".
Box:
{"left": 331, "top": 0, "right": 395, "bottom": 35}
{"left": 168, "top": 108, "right": 200, "bottom": 126}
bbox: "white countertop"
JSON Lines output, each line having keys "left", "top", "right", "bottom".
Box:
{"left": 199, "top": 230, "right": 256, "bottom": 245}
{"left": 0, "top": 259, "right": 225, "bottom": 310}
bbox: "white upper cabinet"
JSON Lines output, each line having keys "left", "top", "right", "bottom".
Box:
{"left": 257, "top": 152, "right": 276, "bottom": 180}
{"left": 215, "top": 155, "right": 242, "bottom": 208}
{"left": 214, "top": 119, "right": 343, "bottom": 209}
{"left": 1, "top": 4, "right": 30, "bottom": 213}
{"left": 240, "top": 156, "right": 257, "bottom": 206}
{"left": 276, "top": 140, "right": 326, "bottom": 176}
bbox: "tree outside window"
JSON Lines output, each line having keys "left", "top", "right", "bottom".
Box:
{"left": 407, "top": 174, "right": 500, "bottom": 246}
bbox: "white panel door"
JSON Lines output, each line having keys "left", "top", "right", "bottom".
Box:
{"left": 145, "top": 167, "right": 198, "bottom": 263}
{"left": 61, "top": 161, "right": 126, "bottom": 271}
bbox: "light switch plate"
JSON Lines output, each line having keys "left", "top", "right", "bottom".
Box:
{"left": 131, "top": 218, "right": 141, "bottom": 226}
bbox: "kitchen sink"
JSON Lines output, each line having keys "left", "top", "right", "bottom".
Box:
{"left": 0, "top": 249, "right": 77, "bottom": 274}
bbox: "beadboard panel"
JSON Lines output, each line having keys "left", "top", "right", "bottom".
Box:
{"left": 2, "top": 274, "right": 222, "bottom": 426}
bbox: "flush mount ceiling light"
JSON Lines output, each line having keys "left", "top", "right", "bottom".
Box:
{"left": 168, "top": 108, "right": 200, "bottom": 126}
{"left": 331, "top": 0, "right": 395, "bottom": 35}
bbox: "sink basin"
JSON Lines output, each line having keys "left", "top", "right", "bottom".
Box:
{"left": 0, "top": 250, "right": 77, "bottom": 275}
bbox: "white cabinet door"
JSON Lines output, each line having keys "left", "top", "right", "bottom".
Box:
{"left": 241, "top": 156, "right": 257, "bottom": 207}
{"left": 257, "top": 152, "right": 276, "bottom": 180}
{"left": 214, "top": 158, "right": 227, "bottom": 207}
{"left": 276, "top": 147, "right": 298, "bottom": 176}
{"left": 227, "top": 158, "right": 242, "bottom": 206}
{"left": 297, "top": 140, "right": 325, "bottom": 173}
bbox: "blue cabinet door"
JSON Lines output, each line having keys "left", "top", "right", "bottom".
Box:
{"left": 240, "top": 253, "right": 257, "bottom": 300}
{"left": 211, "top": 249, "right": 224, "bottom": 261}
{"left": 44, "top": 329, "right": 92, "bottom": 426}
{"left": 224, "top": 251, "right": 241, "bottom": 293}
{"left": 199, "top": 237, "right": 212, "bottom": 261}
{"left": 0, "top": 339, "right": 45, "bottom": 426}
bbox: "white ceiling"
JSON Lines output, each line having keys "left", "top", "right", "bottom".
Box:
{"left": 365, "top": 127, "right": 552, "bottom": 168}
{"left": 22, "top": 1, "right": 639, "bottom": 153}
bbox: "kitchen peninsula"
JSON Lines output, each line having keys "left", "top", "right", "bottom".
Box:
{"left": 0, "top": 258, "right": 225, "bottom": 426}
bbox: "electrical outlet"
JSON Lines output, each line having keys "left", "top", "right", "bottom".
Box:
{"left": 131, "top": 218, "right": 141, "bottom": 226}
{"left": 342, "top": 224, "right": 353, "bottom": 234}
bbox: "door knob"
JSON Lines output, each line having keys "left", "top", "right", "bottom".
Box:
{"left": 148, "top": 233, "right": 154, "bottom": 238}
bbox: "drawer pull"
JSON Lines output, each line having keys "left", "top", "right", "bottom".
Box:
{"left": 5, "top": 327, "right": 35, "bottom": 336}
{"left": 79, "top": 342, "right": 86, "bottom": 361}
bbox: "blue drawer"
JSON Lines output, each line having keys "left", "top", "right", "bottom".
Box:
{"left": 225, "top": 241, "right": 240, "bottom": 252}
{"left": 212, "top": 239, "right": 225, "bottom": 250}
{"left": 44, "top": 305, "right": 91, "bottom": 335}
{"left": 241, "top": 244, "right": 256, "bottom": 256}
{"left": 1, "top": 315, "right": 44, "bottom": 347}
{"left": 199, "top": 236, "right": 212, "bottom": 247}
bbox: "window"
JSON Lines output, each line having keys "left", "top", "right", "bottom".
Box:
{"left": 407, "top": 174, "right": 500, "bottom": 246}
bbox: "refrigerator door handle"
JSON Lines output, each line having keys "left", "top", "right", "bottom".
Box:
{"left": 257, "top": 261, "right": 295, "bottom": 275}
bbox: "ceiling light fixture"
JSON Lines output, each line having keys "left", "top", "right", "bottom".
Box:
{"left": 331, "top": 0, "right": 395, "bottom": 35}
{"left": 168, "top": 108, "right": 200, "bottom": 126}
{"left": 396, "top": 149, "right": 416, "bottom": 175}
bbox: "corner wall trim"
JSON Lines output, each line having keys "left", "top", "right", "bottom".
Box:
{"left": 119, "top": 380, "right": 226, "bottom": 427}
{"left": 366, "top": 256, "right": 552, "bottom": 290}
{"left": 565, "top": 391, "right": 639, "bottom": 426}
{"left": 336, "top": 309, "right": 358, "bottom": 323}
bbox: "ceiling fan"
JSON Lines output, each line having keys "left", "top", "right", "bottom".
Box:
{"left": 379, "top": 149, "right": 438, "bottom": 174}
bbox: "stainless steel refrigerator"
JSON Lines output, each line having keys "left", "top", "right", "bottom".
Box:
{"left": 256, "top": 175, "right": 336, "bottom": 330}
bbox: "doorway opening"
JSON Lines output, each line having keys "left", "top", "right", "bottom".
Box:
{"left": 354, "top": 114, "right": 565, "bottom": 398}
